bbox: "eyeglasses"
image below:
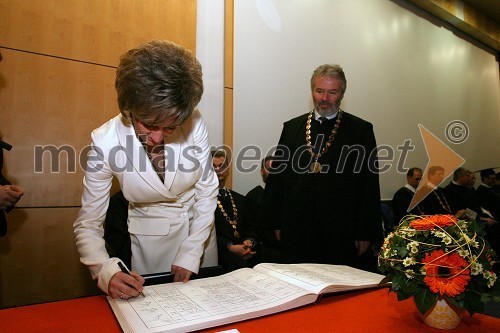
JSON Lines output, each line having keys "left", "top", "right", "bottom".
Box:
{"left": 132, "top": 115, "right": 183, "bottom": 132}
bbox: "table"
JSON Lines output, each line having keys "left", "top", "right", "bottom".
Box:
{"left": 1, "top": 288, "right": 498, "bottom": 332}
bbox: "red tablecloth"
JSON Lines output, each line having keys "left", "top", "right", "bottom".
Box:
{"left": 1, "top": 288, "right": 498, "bottom": 332}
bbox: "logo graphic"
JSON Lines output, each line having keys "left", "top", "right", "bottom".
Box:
{"left": 408, "top": 124, "right": 465, "bottom": 211}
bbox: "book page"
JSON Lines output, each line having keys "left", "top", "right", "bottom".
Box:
{"left": 107, "top": 267, "right": 317, "bottom": 333}
{"left": 253, "top": 263, "right": 385, "bottom": 295}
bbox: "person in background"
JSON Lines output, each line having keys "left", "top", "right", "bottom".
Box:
{"left": 466, "top": 170, "right": 476, "bottom": 190}
{"left": 444, "top": 168, "right": 473, "bottom": 215}
{"left": 391, "top": 167, "right": 422, "bottom": 227}
{"left": 475, "top": 169, "right": 500, "bottom": 270}
{"left": 212, "top": 149, "right": 259, "bottom": 272}
{"left": 415, "top": 166, "right": 467, "bottom": 219}
{"left": 261, "top": 64, "right": 382, "bottom": 272}
{"left": 476, "top": 168, "right": 500, "bottom": 221}
{"left": 0, "top": 53, "right": 25, "bottom": 236}
{"left": 74, "top": 40, "right": 218, "bottom": 299}
{"left": 246, "top": 156, "right": 273, "bottom": 206}
{"left": 492, "top": 171, "right": 500, "bottom": 199}
{"left": 246, "top": 156, "right": 281, "bottom": 262}
{"left": 0, "top": 139, "right": 24, "bottom": 237}
{"left": 445, "top": 168, "right": 495, "bottom": 224}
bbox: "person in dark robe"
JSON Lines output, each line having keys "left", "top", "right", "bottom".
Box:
{"left": 391, "top": 167, "right": 422, "bottom": 227}
{"left": 261, "top": 64, "right": 382, "bottom": 272}
{"left": 0, "top": 139, "right": 24, "bottom": 237}
{"left": 212, "top": 149, "right": 259, "bottom": 273}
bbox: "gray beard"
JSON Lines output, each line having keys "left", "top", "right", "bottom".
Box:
{"left": 315, "top": 105, "right": 338, "bottom": 117}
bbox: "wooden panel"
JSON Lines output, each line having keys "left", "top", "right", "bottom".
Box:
{"left": 463, "top": 3, "right": 499, "bottom": 47}
{"left": 0, "top": 0, "right": 199, "bottom": 311}
{"left": 223, "top": 87, "right": 233, "bottom": 188}
{"left": 407, "top": 0, "right": 499, "bottom": 51}
{"left": 224, "top": 0, "right": 234, "bottom": 88}
{"left": 431, "top": 0, "right": 457, "bottom": 15}
{"left": 0, "top": 0, "right": 198, "bottom": 66}
{"left": 0, "top": 208, "right": 101, "bottom": 308}
{"left": 0, "top": 48, "right": 118, "bottom": 207}
{"left": 223, "top": 0, "right": 234, "bottom": 188}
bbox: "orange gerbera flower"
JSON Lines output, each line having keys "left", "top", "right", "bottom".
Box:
{"left": 422, "top": 249, "right": 471, "bottom": 297}
{"left": 409, "top": 215, "right": 456, "bottom": 230}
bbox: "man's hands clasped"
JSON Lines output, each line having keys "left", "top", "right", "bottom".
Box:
{"left": 228, "top": 239, "right": 256, "bottom": 260}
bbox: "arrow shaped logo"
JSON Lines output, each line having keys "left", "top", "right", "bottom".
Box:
{"left": 408, "top": 124, "right": 465, "bottom": 212}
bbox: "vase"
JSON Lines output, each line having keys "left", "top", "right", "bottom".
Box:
{"left": 421, "top": 298, "right": 463, "bottom": 330}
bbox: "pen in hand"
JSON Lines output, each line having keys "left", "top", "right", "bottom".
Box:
{"left": 118, "top": 262, "right": 145, "bottom": 297}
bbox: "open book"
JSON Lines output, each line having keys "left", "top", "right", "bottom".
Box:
{"left": 107, "top": 263, "right": 385, "bottom": 333}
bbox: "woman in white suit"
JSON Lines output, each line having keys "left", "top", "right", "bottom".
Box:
{"left": 74, "top": 40, "right": 218, "bottom": 299}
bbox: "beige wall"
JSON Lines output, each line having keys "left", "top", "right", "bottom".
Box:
{"left": 0, "top": 0, "right": 197, "bottom": 308}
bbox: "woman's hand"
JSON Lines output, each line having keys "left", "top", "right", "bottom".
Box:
{"left": 171, "top": 265, "right": 193, "bottom": 283}
{"left": 108, "top": 270, "right": 145, "bottom": 300}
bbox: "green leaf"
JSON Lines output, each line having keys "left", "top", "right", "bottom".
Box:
{"left": 391, "top": 273, "right": 405, "bottom": 291}
{"left": 446, "top": 296, "right": 464, "bottom": 310}
{"left": 414, "top": 289, "right": 438, "bottom": 314}
{"left": 397, "top": 291, "right": 413, "bottom": 301}
{"left": 480, "top": 292, "right": 493, "bottom": 304}
{"left": 397, "top": 246, "right": 408, "bottom": 257}
{"left": 404, "top": 279, "right": 419, "bottom": 295}
{"left": 378, "top": 275, "right": 392, "bottom": 285}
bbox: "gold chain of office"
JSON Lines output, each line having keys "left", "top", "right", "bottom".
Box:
{"left": 433, "top": 190, "right": 452, "bottom": 213}
{"left": 306, "top": 109, "right": 343, "bottom": 173}
{"left": 416, "top": 190, "right": 452, "bottom": 215}
{"left": 217, "top": 190, "right": 240, "bottom": 238}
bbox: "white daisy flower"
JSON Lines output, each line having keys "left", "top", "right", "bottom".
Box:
{"left": 442, "top": 236, "right": 452, "bottom": 245}
{"left": 403, "top": 257, "right": 415, "bottom": 267}
{"left": 405, "top": 269, "right": 415, "bottom": 279}
{"left": 471, "top": 262, "right": 483, "bottom": 276}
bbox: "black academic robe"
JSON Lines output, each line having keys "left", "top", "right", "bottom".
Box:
{"left": 475, "top": 185, "right": 500, "bottom": 263}
{"left": 417, "top": 186, "right": 455, "bottom": 215}
{"left": 246, "top": 185, "right": 265, "bottom": 207}
{"left": 246, "top": 185, "right": 281, "bottom": 262}
{"left": 261, "top": 112, "right": 382, "bottom": 267}
{"left": 215, "top": 189, "right": 259, "bottom": 272}
{"left": 445, "top": 182, "right": 483, "bottom": 217}
{"left": 477, "top": 185, "right": 500, "bottom": 221}
{"left": 392, "top": 186, "right": 418, "bottom": 226}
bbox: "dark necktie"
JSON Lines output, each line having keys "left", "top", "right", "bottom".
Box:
{"left": 315, "top": 117, "right": 336, "bottom": 138}
{"left": 218, "top": 188, "right": 226, "bottom": 198}
{"left": 317, "top": 116, "right": 337, "bottom": 129}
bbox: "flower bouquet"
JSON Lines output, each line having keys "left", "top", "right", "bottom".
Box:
{"left": 378, "top": 214, "right": 498, "bottom": 318}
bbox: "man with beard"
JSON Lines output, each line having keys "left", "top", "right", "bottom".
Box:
{"left": 261, "top": 64, "right": 382, "bottom": 271}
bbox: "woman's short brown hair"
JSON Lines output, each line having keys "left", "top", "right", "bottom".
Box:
{"left": 115, "top": 40, "right": 203, "bottom": 126}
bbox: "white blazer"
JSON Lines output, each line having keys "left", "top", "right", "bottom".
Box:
{"left": 74, "top": 109, "right": 218, "bottom": 293}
